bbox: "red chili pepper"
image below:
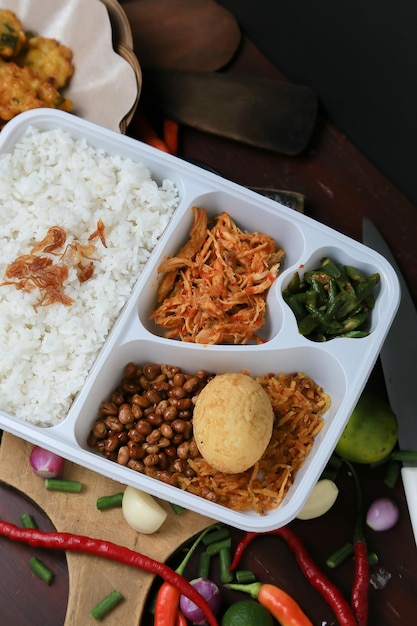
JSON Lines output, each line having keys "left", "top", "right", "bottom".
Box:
{"left": 343, "top": 460, "right": 369, "bottom": 626}
{"left": 351, "top": 541, "right": 368, "bottom": 626}
{"left": 163, "top": 119, "right": 180, "bottom": 155}
{"left": 228, "top": 531, "right": 257, "bottom": 571}
{"left": 0, "top": 520, "right": 219, "bottom": 626}
{"left": 175, "top": 609, "right": 188, "bottom": 626}
{"left": 154, "top": 581, "right": 180, "bottom": 626}
{"left": 274, "top": 527, "right": 358, "bottom": 626}
{"left": 230, "top": 528, "right": 357, "bottom": 626}
{"left": 226, "top": 581, "right": 313, "bottom": 626}
{"left": 135, "top": 110, "right": 171, "bottom": 153}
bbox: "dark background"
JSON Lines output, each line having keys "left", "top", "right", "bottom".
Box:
{"left": 218, "top": 0, "right": 417, "bottom": 207}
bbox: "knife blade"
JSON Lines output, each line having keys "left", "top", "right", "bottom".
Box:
{"left": 144, "top": 70, "right": 318, "bottom": 155}
{"left": 362, "top": 218, "right": 417, "bottom": 545}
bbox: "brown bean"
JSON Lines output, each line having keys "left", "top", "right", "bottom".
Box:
{"left": 127, "top": 441, "right": 144, "bottom": 459}
{"left": 183, "top": 376, "right": 199, "bottom": 393}
{"left": 163, "top": 405, "right": 178, "bottom": 421}
{"left": 117, "top": 446, "right": 130, "bottom": 465}
{"left": 189, "top": 440, "right": 200, "bottom": 458}
{"left": 135, "top": 420, "right": 152, "bottom": 436}
{"left": 131, "top": 404, "right": 143, "bottom": 419}
{"left": 145, "top": 388, "right": 162, "bottom": 404}
{"left": 158, "top": 452, "right": 169, "bottom": 470}
{"left": 104, "top": 416, "right": 124, "bottom": 433}
{"left": 172, "top": 458, "right": 185, "bottom": 473}
{"left": 152, "top": 380, "right": 170, "bottom": 394}
{"left": 143, "top": 443, "right": 160, "bottom": 455}
{"left": 146, "top": 413, "right": 163, "bottom": 427}
{"left": 177, "top": 441, "right": 190, "bottom": 459}
{"left": 104, "top": 434, "right": 120, "bottom": 453}
{"left": 173, "top": 372, "right": 185, "bottom": 387}
{"left": 184, "top": 466, "right": 197, "bottom": 478}
{"left": 160, "top": 423, "right": 174, "bottom": 439}
{"left": 117, "top": 431, "right": 129, "bottom": 446}
{"left": 164, "top": 445, "right": 177, "bottom": 458}
{"left": 143, "top": 363, "right": 161, "bottom": 380}
{"left": 176, "top": 398, "right": 192, "bottom": 411}
{"left": 118, "top": 403, "right": 133, "bottom": 424}
{"left": 99, "top": 401, "right": 118, "bottom": 416}
{"left": 111, "top": 392, "right": 125, "bottom": 406}
{"left": 158, "top": 470, "right": 177, "bottom": 486}
{"left": 92, "top": 420, "right": 107, "bottom": 439}
{"left": 170, "top": 385, "right": 187, "bottom": 399}
{"left": 170, "top": 418, "right": 185, "bottom": 434}
{"left": 127, "top": 459, "right": 145, "bottom": 472}
{"left": 144, "top": 453, "right": 160, "bottom": 467}
{"left": 155, "top": 400, "right": 170, "bottom": 415}
{"left": 146, "top": 428, "right": 161, "bottom": 445}
{"left": 123, "top": 361, "right": 137, "bottom": 379}
{"left": 131, "top": 393, "right": 150, "bottom": 408}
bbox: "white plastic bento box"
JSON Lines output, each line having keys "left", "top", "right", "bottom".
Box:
{"left": 0, "top": 109, "right": 400, "bottom": 531}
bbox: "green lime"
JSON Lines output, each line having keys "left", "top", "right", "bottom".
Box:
{"left": 335, "top": 393, "right": 398, "bottom": 464}
{"left": 221, "top": 600, "right": 273, "bottom": 626}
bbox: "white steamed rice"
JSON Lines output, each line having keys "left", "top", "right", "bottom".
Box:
{"left": 0, "top": 125, "right": 179, "bottom": 426}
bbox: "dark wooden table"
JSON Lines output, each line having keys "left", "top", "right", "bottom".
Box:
{"left": 1, "top": 29, "right": 417, "bottom": 626}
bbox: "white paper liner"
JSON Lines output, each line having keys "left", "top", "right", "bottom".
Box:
{"left": 0, "top": 0, "right": 138, "bottom": 131}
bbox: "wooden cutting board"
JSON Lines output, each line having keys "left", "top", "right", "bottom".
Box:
{"left": 0, "top": 432, "right": 214, "bottom": 625}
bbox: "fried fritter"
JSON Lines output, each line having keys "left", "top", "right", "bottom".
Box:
{"left": 0, "top": 9, "right": 26, "bottom": 58}
{"left": 16, "top": 35, "right": 74, "bottom": 89}
{"left": 0, "top": 59, "right": 72, "bottom": 128}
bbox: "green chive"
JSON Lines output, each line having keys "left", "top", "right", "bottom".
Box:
{"left": 29, "top": 557, "right": 54, "bottom": 585}
{"left": 198, "top": 551, "right": 211, "bottom": 579}
{"left": 170, "top": 502, "right": 186, "bottom": 515}
{"left": 206, "top": 537, "right": 232, "bottom": 556}
{"left": 96, "top": 492, "right": 123, "bottom": 511}
{"left": 20, "top": 513, "right": 37, "bottom": 529}
{"left": 384, "top": 460, "right": 401, "bottom": 489}
{"left": 202, "top": 527, "right": 230, "bottom": 546}
{"left": 44, "top": 478, "right": 82, "bottom": 493}
{"left": 326, "top": 542, "right": 353, "bottom": 568}
{"left": 219, "top": 547, "right": 234, "bottom": 583}
{"left": 236, "top": 569, "right": 257, "bottom": 584}
{"left": 91, "top": 590, "right": 124, "bottom": 620}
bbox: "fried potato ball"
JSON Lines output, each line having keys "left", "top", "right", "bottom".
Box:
{"left": 0, "top": 59, "right": 72, "bottom": 128}
{"left": 0, "top": 9, "right": 26, "bottom": 59}
{"left": 16, "top": 35, "right": 74, "bottom": 89}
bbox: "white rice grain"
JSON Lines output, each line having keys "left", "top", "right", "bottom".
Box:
{"left": 0, "top": 126, "right": 179, "bottom": 425}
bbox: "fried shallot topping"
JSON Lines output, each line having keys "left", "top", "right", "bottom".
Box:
{"left": 1, "top": 221, "right": 106, "bottom": 309}
{"left": 151, "top": 207, "right": 285, "bottom": 344}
